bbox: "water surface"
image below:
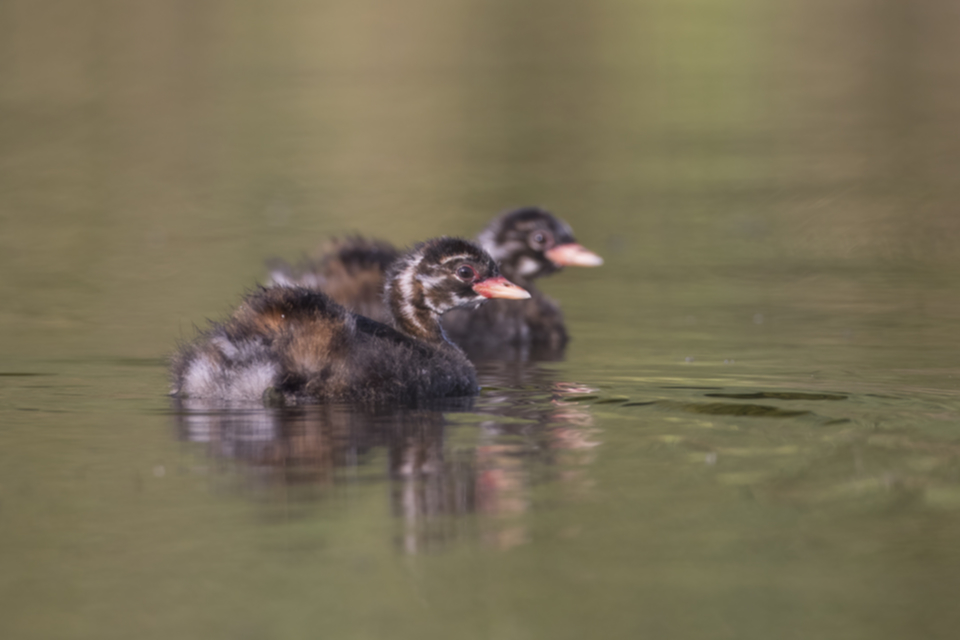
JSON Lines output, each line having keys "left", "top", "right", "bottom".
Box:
{"left": 3, "top": 1, "right": 960, "bottom": 638}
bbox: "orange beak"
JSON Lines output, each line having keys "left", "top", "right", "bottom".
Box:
{"left": 545, "top": 243, "right": 604, "bottom": 267}
{"left": 472, "top": 276, "right": 531, "bottom": 300}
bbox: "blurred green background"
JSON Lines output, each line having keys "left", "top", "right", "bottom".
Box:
{"left": 3, "top": 1, "right": 960, "bottom": 639}
{"left": 3, "top": 0, "right": 960, "bottom": 362}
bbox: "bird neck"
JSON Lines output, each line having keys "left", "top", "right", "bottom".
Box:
{"left": 384, "top": 270, "right": 448, "bottom": 344}
{"left": 394, "top": 306, "right": 447, "bottom": 343}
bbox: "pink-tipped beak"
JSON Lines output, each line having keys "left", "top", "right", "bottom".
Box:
{"left": 472, "top": 276, "right": 531, "bottom": 300}
{"left": 545, "top": 243, "right": 604, "bottom": 267}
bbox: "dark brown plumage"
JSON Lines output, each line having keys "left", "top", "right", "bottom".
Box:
{"left": 172, "top": 238, "right": 529, "bottom": 405}
{"left": 268, "top": 236, "right": 400, "bottom": 324}
{"left": 266, "top": 207, "right": 602, "bottom": 358}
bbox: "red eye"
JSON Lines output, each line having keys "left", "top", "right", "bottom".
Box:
{"left": 456, "top": 265, "right": 477, "bottom": 281}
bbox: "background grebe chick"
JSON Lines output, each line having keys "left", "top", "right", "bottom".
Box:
{"left": 172, "top": 238, "right": 529, "bottom": 405}
{"left": 444, "top": 207, "right": 602, "bottom": 355}
{"left": 266, "top": 207, "right": 602, "bottom": 356}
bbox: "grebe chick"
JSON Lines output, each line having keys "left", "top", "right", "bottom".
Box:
{"left": 443, "top": 206, "right": 602, "bottom": 355}
{"left": 172, "top": 238, "right": 530, "bottom": 405}
{"left": 266, "top": 207, "right": 602, "bottom": 356}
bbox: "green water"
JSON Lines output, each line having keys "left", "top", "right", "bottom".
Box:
{"left": 3, "top": 1, "right": 960, "bottom": 638}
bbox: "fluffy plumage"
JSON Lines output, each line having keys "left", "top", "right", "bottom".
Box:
{"left": 173, "top": 238, "right": 526, "bottom": 405}
{"left": 268, "top": 237, "right": 399, "bottom": 324}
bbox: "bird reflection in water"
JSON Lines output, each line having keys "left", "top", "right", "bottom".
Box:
{"left": 172, "top": 361, "right": 599, "bottom": 553}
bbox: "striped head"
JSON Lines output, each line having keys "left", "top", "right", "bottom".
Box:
{"left": 476, "top": 206, "right": 603, "bottom": 284}
{"left": 383, "top": 237, "right": 530, "bottom": 342}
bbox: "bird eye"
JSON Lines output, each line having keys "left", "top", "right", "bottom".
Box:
{"left": 529, "top": 230, "right": 553, "bottom": 249}
{"left": 456, "top": 265, "right": 477, "bottom": 281}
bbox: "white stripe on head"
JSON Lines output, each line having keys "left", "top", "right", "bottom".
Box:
{"left": 439, "top": 253, "right": 475, "bottom": 265}
{"left": 416, "top": 273, "right": 449, "bottom": 314}
{"left": 416, "top": 274, "right": 447, "bottom": 288}
{"left": 397, "top": 253, "right": 427, "bottom": 333}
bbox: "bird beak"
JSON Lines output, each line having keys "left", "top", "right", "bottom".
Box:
{"left": 545, "top": 243, "right": 604, "bottom": 267}
{"left": 472, "top": 276, "right": 531, "bottom": 300}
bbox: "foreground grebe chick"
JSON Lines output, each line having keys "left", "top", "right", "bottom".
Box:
{"left": 172, "top": 238, "right": 530, "bottom": 405}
